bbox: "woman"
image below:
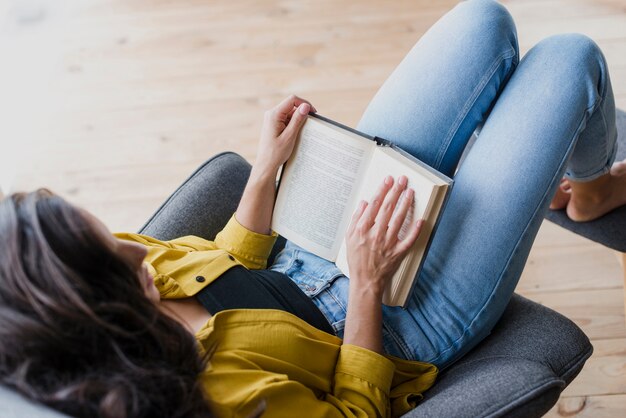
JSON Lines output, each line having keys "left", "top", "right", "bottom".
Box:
{"left": 1, "top": 0, "right": 624, "bottom": 417}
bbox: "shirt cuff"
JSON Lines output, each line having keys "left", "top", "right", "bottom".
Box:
{"left": 336, "top": 344, "right": 395, "bottom": 394}
{"left": 214, "top": 214, "right": 278, "bottom": 268}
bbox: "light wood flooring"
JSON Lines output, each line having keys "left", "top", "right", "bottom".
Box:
{"left": 1, "top": 0, "right": 624, "bottom": 416}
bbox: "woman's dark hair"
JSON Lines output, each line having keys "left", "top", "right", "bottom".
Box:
{"left": 0, "top": 189, "right": 212, "bottom": 417}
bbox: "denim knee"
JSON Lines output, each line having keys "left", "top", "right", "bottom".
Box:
{"left": 460, "top": 0, "right": 514, "bottom": 25}
{"left": 527, "top": 34, "right": 608, "bottom": 105}
{"left": 532, "top": 35, "right": 616, "bottom": 181}
{"left": 538, "top": 33, "right": 603, "bottom": 66}
{"left": 455, "top": 0, "right": 519, "bottom": 63}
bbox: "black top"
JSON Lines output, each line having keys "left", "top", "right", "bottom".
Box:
{"left": 195, "top": 265, "right": 335, "bottom": 335}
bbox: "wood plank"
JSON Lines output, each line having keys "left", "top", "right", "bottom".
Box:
{"left": 559, "top": 338, "right": 626, "bottom": 397}
{"left": 514, "top": 14, "right": 626, "bottom": 45}
{"left": 30, "top": 163, "right": 213, "bottom": 231}
{"left": 546, "top": 394, "right": 626, "bottom": 417}
{"left": 503, "top": 0, "right": 619, "bottom": 18}
{"left": 518, "top": 288, "right": 626, "bottom": 340}
{"left": 533, "top": 221, "right": 603, "bottom": 248}
{"left": 517, "top": 242, "right": 623, "bottom": 294}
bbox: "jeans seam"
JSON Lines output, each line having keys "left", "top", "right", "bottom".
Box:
{"left": 382, "top": 321, "right": 413, "bottom": 359}
{"left": 425, "top": 109, "right": 588, "bottom": 367}
{"left": 325, "top": 286, "right": 348, "bottom": 315}
{"left": 596, "top": 95, "right": 616, "bottom": 171}
{"left": 318, "top": 288, "right": 347, "bottom": 335}
{"left": 565, "top": 96, "right": 614, "bottom": 181}
{"left": 434, "top": 46, "right": 517, "bottom": 170}
{"left": 310, "top": 289, "right": 344, "bottom": 336}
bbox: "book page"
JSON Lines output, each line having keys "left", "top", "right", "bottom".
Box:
{"left": 272, "top": 116, "right": 373, "bottom": 260}
{"left": 335, "top": 146, "right": 438, "bottom": 297}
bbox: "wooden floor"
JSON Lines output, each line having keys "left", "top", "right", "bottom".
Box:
{"left": 2, "top": 0, "right": 625, "bottom": 416}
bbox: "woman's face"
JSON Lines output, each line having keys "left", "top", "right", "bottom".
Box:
{"left": 82, "top": 210, "right": 160, "bottom": 304}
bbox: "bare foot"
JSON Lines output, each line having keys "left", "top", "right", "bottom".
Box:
{"left": 611, "top": 159, "right": 626, "bottom": 176}
{"left": 565, "top": 158, "right": 626, "bottom": 222}
{"left": 549, "top": 179, "right": 571, "bottom": 210}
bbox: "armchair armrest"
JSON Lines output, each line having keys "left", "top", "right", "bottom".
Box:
{"left": 139, "top": 152, "right": 252, "bottom": 240}
{"left": 403, "top": 294, "right": 592, "bottom": 418}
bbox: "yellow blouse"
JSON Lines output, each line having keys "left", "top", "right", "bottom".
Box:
{"left": 116, "top": 215, "right": 438, "bottom": 418}
{"left": 115, "top": 215, "right": 278, "bottom": 298}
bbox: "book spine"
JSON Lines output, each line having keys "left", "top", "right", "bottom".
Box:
{"left": 373, "top": 136, "right": 393, "bottom": 147}
{"left": 389, "top": 144, "right": 453, "bottom": 184}
{"left": 308, "top": 112, "right": 396, "bottom": 149}
{"left": 309, "top": 112, "right": 380, "bottom": 143}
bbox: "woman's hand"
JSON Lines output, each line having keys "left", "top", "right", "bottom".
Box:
{"left": 345, "top": 175, "right": 424, "bottom": 297}
{"left": 342, "top": 175, "right": 423, "bottom": 353}
{"left": 235, "top": 95, "right": 316, "bottom": 236}
{"left": 254, "top": 94, "right": 316, "bottom": 174}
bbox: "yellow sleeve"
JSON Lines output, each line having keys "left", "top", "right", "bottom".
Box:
{"left": 114, "top": 215, "right": 278, "bottom": 297}
{"left": 214, "top": 214, "right": 278, "bottom": 269}
{"left": 204, "top": 344, "right": 395, "bottom": 418}
{"left": 116, "top": 215, "right": 277, "bottom": 271}
{"left": 333, "top": 344, "right": 395, "bottom": 417}
{"left": 389, "top": 357, "right": 438, "bottom": 416}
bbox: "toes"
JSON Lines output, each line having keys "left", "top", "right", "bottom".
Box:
{"left": 549, "top": 182, "right": 571, "bottom": 210}
{"left": 610, "top": 160, "right": 626, "bottom": 176}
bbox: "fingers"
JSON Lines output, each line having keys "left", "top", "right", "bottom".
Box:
{"left": 348, "top": 200, "right": 368, "bottom": 235}
{"left": 395, "top": 219, "right": 424, "bottom": 254}
{"left": 375, "top": 175, "right": 408, "bottom": 232}
{"left": 358, "top": 176, "right": 393, "bottom": 230}
{"left": 281, "top": 102, "right": 311, "bottom": 139}
{"left": 354, "top": 175, "right": 419, "bottom": 254}
{"left": 386, "top": 186, "right": 414, "bottom": 241}
{"left": 271, "top": 95, "right": 317, "bottom": 120}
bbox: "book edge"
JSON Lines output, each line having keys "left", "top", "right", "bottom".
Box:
{"left": 386, "top": 182, "right": 454, "bottom": 308}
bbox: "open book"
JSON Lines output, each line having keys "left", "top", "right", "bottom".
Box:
{"left": 272, "top": 113, "right": 453, "bottom": 307}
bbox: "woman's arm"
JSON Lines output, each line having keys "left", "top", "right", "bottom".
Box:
{"left": 343, "top": 175, "right": 423, "bottom": 353}
{"left": 235, "top": 95, "right": 316, "bottom": 235}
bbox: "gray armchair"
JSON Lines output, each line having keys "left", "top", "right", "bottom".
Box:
{"left": 0, "top": 152, "right": 592, "bottom": 417}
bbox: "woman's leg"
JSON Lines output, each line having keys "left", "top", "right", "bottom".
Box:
{"left": 273, "top": 1, "right": 616, "bottom": 370}
{"left": 272, "top": 0, "right": 520, "bottom": 346}
{"left": 381, "top": 33, "right": 616, "bottom": 369}
{"left": 356, "top": 0, "right": 519, "bottom": 176}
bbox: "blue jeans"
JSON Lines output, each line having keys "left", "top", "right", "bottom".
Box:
{"left": 270, "top": 0, "right": 617, "bottom": 370}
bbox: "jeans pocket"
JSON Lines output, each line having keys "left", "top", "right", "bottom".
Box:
{"left": 284, "top": 249, "right": 343, "bottom": 297}
{"left": 286, "top": 260, "right": 330, "bottom": 297}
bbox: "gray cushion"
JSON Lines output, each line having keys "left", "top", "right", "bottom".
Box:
{"left": 406, "top": 294, "right": 592, "bottom": 418}
{"left": 138, "top": 152, "right": 288, "bottom": 263}
{"left": 545, "top": 109, "right": 626, "bottom": 251}
{"left": 139, "top": 152, "right": 252, "bottom": 241}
